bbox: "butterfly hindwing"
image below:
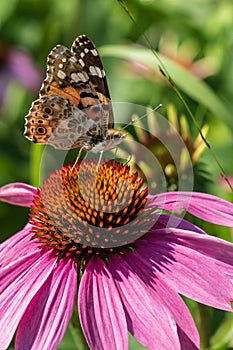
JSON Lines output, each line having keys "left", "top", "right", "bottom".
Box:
{"left": 24, "top": 94, "right": 101, "bottom": 150}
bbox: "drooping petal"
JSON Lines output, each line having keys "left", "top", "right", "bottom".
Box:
{"left": 0, "top": 182, "right": 37, "bottom": 207}
{"left": 108, "top": 256, "right": 182, "bottom": 350}
{"left": 137, "top": 229, "right": 233, "bottom": 312}
{"left": 0, "top": 225, "right": 37, "bottom": 266}
{"left": 78, "top": 257, "right": 128, "bottom": 350}
{"left": 149, "top": 192, "right": 233, "bottom": 226}
{"left": 155, "top": 213, "right": 206, "bottom": 234}
{"left": 122, "top": 251, "right": 200, "bottom": 350}
{"left": 0, "top": 244, "right": 44, "bottom": 292}
{"left": 0, "top": 250, "right": 57, "bottom": 350}
{"left": 15, "top": 257, "right": 77, "bottom": 350}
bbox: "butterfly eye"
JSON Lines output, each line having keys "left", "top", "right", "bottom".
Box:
{"left": 37, "top": 127, "right": 46, "bottom": 135}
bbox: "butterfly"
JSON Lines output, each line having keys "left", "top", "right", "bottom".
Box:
{"left": 24, "top": 34, "right": 126, "bottom": 161}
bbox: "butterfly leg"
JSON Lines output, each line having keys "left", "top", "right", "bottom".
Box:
{"left": 124, "top": 152, "right": 133, "bottom": 166}
{"left": 71, "top": 147, "right": 84, "bottom": 171}
{"left": 96, "top": 150, "right": 104, "bottom": 171}
{"left": 114, "top": 147, "right": 118, "bottom": 161}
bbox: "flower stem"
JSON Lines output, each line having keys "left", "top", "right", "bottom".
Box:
{"left": 69, "top": 297, "right": 89, "bottom": 350}
{"left": 197, "top": 302, "right": 212, "bottom": 349}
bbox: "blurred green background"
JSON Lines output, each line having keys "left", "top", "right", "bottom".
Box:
{"left": 0, "top": 0, "right": 233, "bottom": 349}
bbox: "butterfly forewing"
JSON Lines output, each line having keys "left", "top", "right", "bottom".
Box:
{"left": 71, "top": 35, "right": 114, "bottom": 129}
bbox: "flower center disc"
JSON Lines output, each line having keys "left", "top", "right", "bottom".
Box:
{"left": 30, "top": 160, "right": 154, "bottom": 257}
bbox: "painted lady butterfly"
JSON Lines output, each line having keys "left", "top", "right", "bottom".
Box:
{"left": 24, "top": 35, "right": 126, "bottom": 158}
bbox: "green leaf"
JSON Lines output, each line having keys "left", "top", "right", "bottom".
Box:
{"left": 129, "top": 333, "right": 147, "bottom": 350}
{"left": 100, "top": 45, "right": 232, "bottom": 127}
{"left": 209, "top": 313, "right": 233, "bottom": 350}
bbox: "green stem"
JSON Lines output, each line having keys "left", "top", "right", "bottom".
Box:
{"left": 68, "top": 319, "right": 88, "bottom": 350}
{"left": 30, "top": 144, "right": 44, "bottom": 187}
{"left": 197, "top": 303, "right": 212, "bottom": 349}
{"left": 69, "top": 268, "right": 88, "bottom": 350}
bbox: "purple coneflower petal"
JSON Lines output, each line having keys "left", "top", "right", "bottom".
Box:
{"left": 0, "top": 250, "right": 57, "bottom": 349}
{"left": 0, "top": 225, "right": 40, "bottom": 266}
{"left": 122, "top": 252, "right": 200, "bottom": 349}
{"left": 108, "top": 257, "right": 183, "bottom": 350}
{"left": 15, "top": 257, "right": 77, "bottom": 350}
{"left": 0, "top": 182, "right": 37, "bottom": 207}
{"left": 78, "top": 257, "right": 128, "bottom": 350}
{"left": 149, "top": 192, "right": 233, "bottom": 226}
{"left": 156, "top": 213, "right": 206, "bottom": 234}
{"left": 1, "top": 243, "right": 43, "bottom": 292}
{"left": 1, "top": 225, "right": 30, "bottom": 260}
{"left": 137, "top": 229, "right": 233, "bottom": 312}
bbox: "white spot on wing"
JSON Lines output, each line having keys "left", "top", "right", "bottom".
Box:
{"left": 96, "top": 66, "right": 102, "bottom": 77}
{"left": 71, "top": 72, "right": 89, "bottom": 82}
{"left": 70, "top": 56, "right": 77, "bottom": 63}
{"left": 57, "top": 70, "right": 66, "bottom": 79}
{"left": 91, "top": 49, "right": 98, "bottom": 56}
{"left": 89, "top": 65, "right": 103, "bottom": 77}
{"left": 79, "top": 58, "right": 85, "bottom": 67}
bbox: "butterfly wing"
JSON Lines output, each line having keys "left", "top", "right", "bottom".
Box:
{"left": 25, "top": 35, "right": 115, "bottom": 149}
{"left": 24, "top": 95, "right": 100, "bottom": 150}
{"left": 39, "top": 44, "right": 99, "bottom": 110}
{"left": 71, "top": 34, "right": 114, "bottom": 129}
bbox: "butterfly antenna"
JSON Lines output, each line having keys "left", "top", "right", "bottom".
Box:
{"left": 120, "top": 103, "right": 162, "bottom": 131}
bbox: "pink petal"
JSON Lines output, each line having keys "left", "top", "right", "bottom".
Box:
{"left": 149, "top": 192, "right": 233, "bottom": 226}
{"left": 0, "top": 182, "right": 37, "bottom": 207}
{"left": 155, "top": 214, "right": 206, "bottom": 234}
{"left": 15, "top": 258, "right": 77, "bottom": 350}
{"left": 137, "top": 229, "right": 233, "bottom": 312}
{"left": 0, "top": 225, "right": 38, "bottom": 266}
{"left": 108, "top": 256, "right": 182, "bottom": 350}
{"left": 78, "top": 257, "right": 128, "bottom": 350}
{"left": 122, "top": 252, "right": 200, "bottom": 349}
{"left": 0, "top": 250, "right": 57, "bottom": 350}
{"left": 1, "top": 245, "right": 43, "bottom": 292}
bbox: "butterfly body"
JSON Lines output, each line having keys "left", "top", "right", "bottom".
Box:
{"left": 24, "top": 35, "right": 126, "bottom": 154}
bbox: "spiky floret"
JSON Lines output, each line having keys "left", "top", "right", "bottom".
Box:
{"left": 30, "top": 161, "right": 153, "bottom": 265}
